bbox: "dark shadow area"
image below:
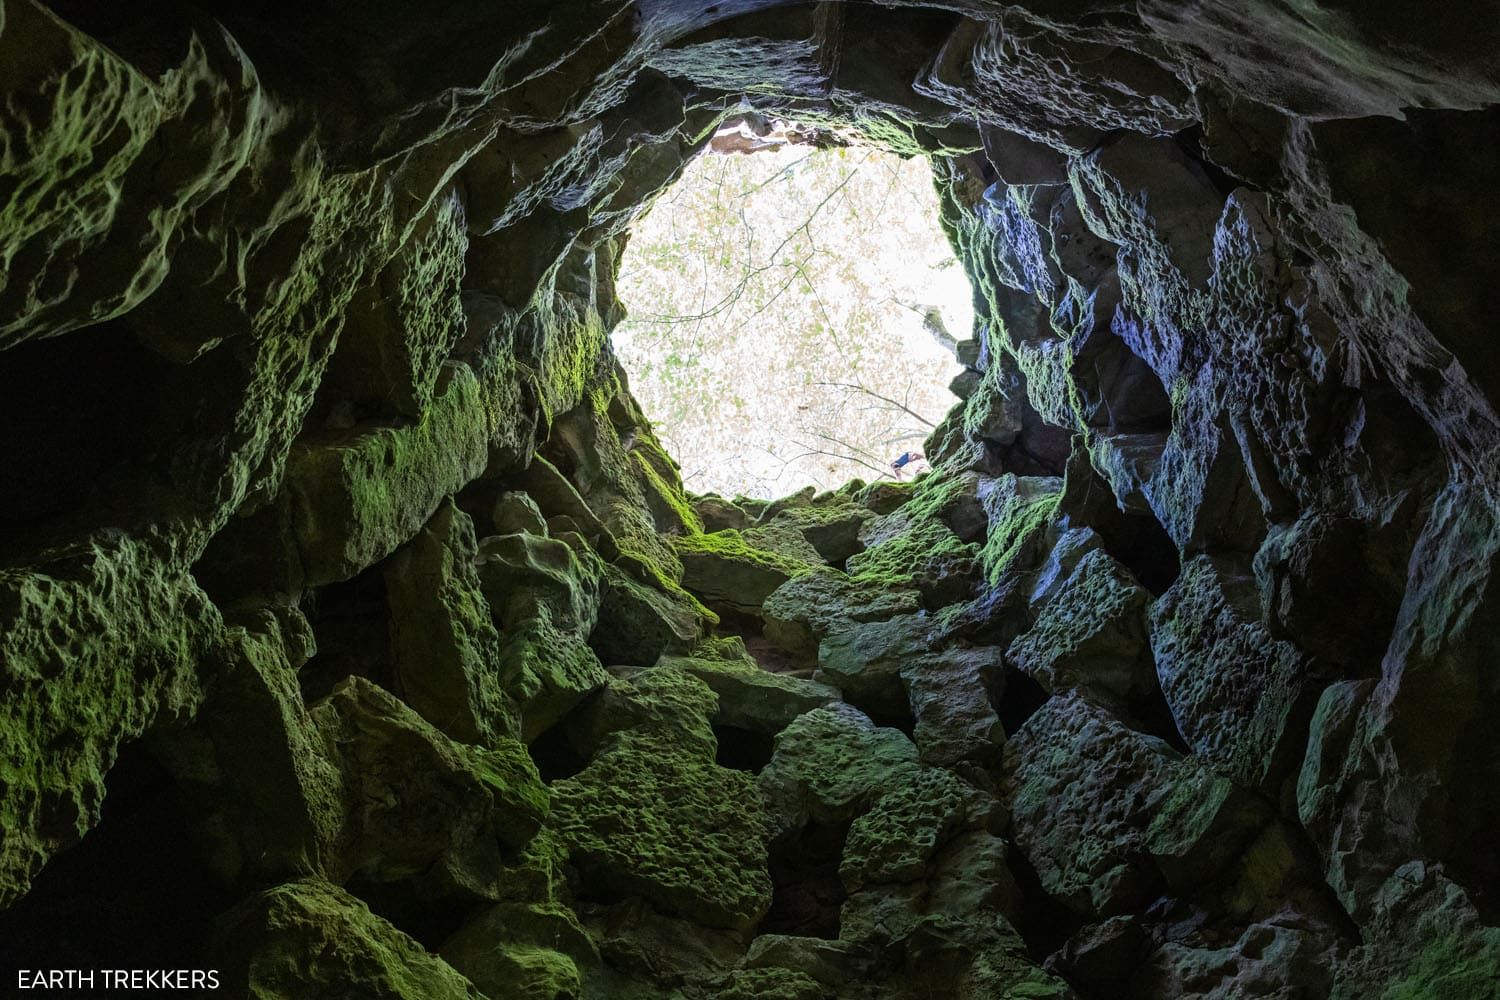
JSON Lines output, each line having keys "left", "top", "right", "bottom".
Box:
{"left": 0, "top": 739, "right": 235, "bottom": 973}
{"left": 298, "top": 567, "right": 395, "bottom": 703}
{"left": 712, "top": 723, "right": 776, "bottom": 775}
{"left": 1006, "top": 844, "right": 1083, "bottom": 963}
{"left": 994, "top": 665, "right": 1052, "bottom": 737}
{"left": 527, "top": 722, "right": 594, "bottom": 785}
{"left": 715, "top": 606, "right": 808, "bottom": 676}
{"left": 759, "top": 819, "right": 852, "bottom": 940}
{"left": 343, "top": 876, "right": 483, "bottom": 953}
{"left": 1174, "top": 125, "right": 1245, "bottom": 198}
{"left": 1100, "top": 509, "right": 1182, "bottom": 598}
{"left": 0, "top": 320, "right": 238, "bottom": 564}
{"left": 867, "top": 699, "right": 919, "bottom": 740}
{"left": 1057, "top": 439, "right": 1182, "bottom": 597}
{"left": 1133, "top": 681, "right": 1191, "bottom": 755}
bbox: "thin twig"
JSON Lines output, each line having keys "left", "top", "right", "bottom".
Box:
{"left": 814, "top": 381, "right": 936, "bottom": 428}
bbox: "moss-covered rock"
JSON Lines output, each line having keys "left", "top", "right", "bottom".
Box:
{"left": 178, "top": 609, "right": 343, "bottom": 883}
{"left": 840, "top": 768, "right": 984, "bottom": 891}
{"left": 384, "top": 500, "right": 519, "bottom": 744}
{"left": 477, "top": 530, "right": 603, "bottom": 633}
{"left": 492, "top": 491, "right": 549, "bottom": 536}
{"left": 548, "top": 667, "right": 771, "bottom": 932}
{"left": 661, "top": 645, "right": 839, "bottom": 736}
{"left": 276, "top": 362, "right": 491, "bottom": 591}
{"left": 761, "top": 569, "right": 923, "bottom": 661}
{"left": 211, "top": 878, "right": 484, "bottom": 999}
{"left": 1004, "top": 692, "right": 1267, "bottom": 918}
{"left": 503, "top": 615, "right": 612, "bottom": 743}
{"left": 310, "top": 677, "right": 548, "bottom": 896}
{"left": 900, "top": 646, "right": 1006, "bottom": 770}
{"left": 592, "top": 561, "right": 715, "bottom": 665}
{"left": 847, "top": 511, "right": 981, "bottom": 609}
{"left": 692, "top": 494, "right": 755, "bottom": 532}
{"left": 1006, "top": 546, "right": 1160, "bottom": 721}
{"left": 763, "top": 501, "right": 875, "bottom": 564}
{"left": 977, "top": 474, "right": 1062, "bottom": 588}
{"left": 0, "top": 535, "right": 216, "bottom": 907}
{"left": 674, "top": 529, "right": 814, "bottom": 614}
{"left": 441, "top": 901, "right": 598, "bottom": 1000}
{"left": 814, "top": 613, "right": 941, "bottom": 724}
{"left": 758, "top": 705, "right": 921, "bottom": 836}
{"left": 1149, "top": 554, "right": 1312, "bottom": 792}
{"left": 704, "top": 967, "right": 829, "bottom": 1000}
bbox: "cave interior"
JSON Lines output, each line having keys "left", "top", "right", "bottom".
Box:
{"left": 1, "top": 0, "right": 1499, "bottom": 997}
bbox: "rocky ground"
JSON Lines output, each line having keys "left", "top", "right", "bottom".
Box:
{"left": 1, "top": 1, "right": 1498, "bottom": 998}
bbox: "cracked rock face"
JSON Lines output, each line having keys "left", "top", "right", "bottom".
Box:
{"left": 1, "top": 1, "right": 1497, "bottom": 997}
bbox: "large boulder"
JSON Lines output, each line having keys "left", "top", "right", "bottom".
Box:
{"left": 547, "top": 666, "right": 772, "bottom": 933}
{"left": 1007, "top": 547, "right": 1164, "bottom": 726}
{"left": 674, "top": 529, "right": 814, "bottom": 614}
{"left": 1150, "top": 555, "right": 1313, "bottom": 794}
{"left": 384, "top": 500, "right": 519, "bottom": 745}
{"left": 310, "top": 677, "right": 548, "bottom": 897}
{"left": 1004, "top": 692, "right": 1268, "bottom": 918}
{"left": 762, "top": 568, "right": 923, "bottom": 661}
{"left": 211, "top": 879, "right": 483, "bottom": 999}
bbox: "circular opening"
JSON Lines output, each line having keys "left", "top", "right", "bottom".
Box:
{"left": 613, "top": 123, "right": 973, "bottom": 499}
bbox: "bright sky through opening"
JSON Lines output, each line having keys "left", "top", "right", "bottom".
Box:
{"left": 613, "top": 135, "right": 973, "bottom": 499}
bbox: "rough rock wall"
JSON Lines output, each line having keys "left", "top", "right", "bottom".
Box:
{"left": 1, "top": 1, "right": 1497, "bottom": 997}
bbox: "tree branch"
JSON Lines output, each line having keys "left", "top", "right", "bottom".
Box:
{"left": 814, "top": 381, "right": 936, "bottom": 428}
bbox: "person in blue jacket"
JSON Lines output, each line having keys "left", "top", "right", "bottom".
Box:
{"left": 890, "top": 449, "right": 924, "bottom": 478}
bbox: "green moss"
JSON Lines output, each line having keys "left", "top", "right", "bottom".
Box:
{"left": 548, "top": 715, "right": 771, "bottom": 931}
{"left": 978, "top": 476, "right": 1061, "bottom": 587}
{"left": 630, "top": 433, "right": 704, "bottom": 535}
{"left": 285, "top": 360, "right": 490, "bottom": 587}
{"left": 525, "top": 296, "right": 609, "bottom": 429}
{"left": 673, "top": 529, "right": 812, "bottom": 578}
{"left": 545, "top": 666, "right": 771, "bottom": 933}
{"left": 673, "top": 529, "right": 818, "bottom": 614}
{"left": 0, "top": 535, "right": 216, "bottom": 907}
{"left": 841, "top": 769, "right": 974, "bottom": 890}
{"left": 706, "top": 967, "right": 829, "bottom": 1000}
{"left": 472, "top": 736, "right": 553, "bottom": 825}
{"left": 386, "top": 500, "right": 520, "bottom": 745}
{"left": 844, "top": 472, "right": 983, "bottom": 585}
{"left": 847, "top": 517, "right": 976, "bottom": 586}
{"left": 214, "top": 879, "right": 483, "bottom": 999}
{"left": 499, "top": 613, "right": 610, "bottom": 742}
{"left": 441, "top": 901, "right": 598, "bottom": 1000}
{"left": 1384, "top": 930, "right": 1500, "bottom": 1000}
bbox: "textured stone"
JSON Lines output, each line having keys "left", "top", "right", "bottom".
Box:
{"left": 310, "top": 677, "right": 547, "bottom": 896}
{"left": 491, "top": 491, "right": 549, "bottom": 537}
{"left": 1150, "top": 555, "right": 1311, "bottom": 793}
{"left": 440, "top": 902, "right": 598, "bottom": 1000}
{"left": 662, "top": 647, "right": 839, "bottom": 736}
{"left": 0, "top": 536, "right": 216, "bottom": 907}
{"left": 591, "top": 561, "right": 714, "bottom": 666}
{"left": 384, "top": 501, "right": 518, "bottom": 745}
{"left": 758, "top": 705, "right": 922, "bottom": 836}
{"left": 1007, "top": 547, "right": 1160, "bottom": 721}
{"left": 547, "top": 667, "right": 771, "bottom": 933}
{"left": 900, "top": 645, "right": 1006, "bottom": 771}
{"left": 211, "top": 879, "right": 483, "bottom": 999}
{"left": 5, "top": 1, "right": 1500, "bottom": 994}
{"left": 761, "top": 567, "right": 923, "bottom": 661}
{"left": 1005, "top": 693, "right": 1267, "bottom": 918}
{"left": 477, "top": 531, "right": 601, "bottom": 634}
{"left": 675, "top": 529, "right": 813, "bottom": 614}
